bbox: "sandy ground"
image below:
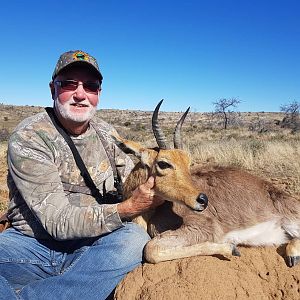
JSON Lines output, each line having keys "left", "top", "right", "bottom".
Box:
{"left": 115, "top": 246, "right": 300, "bottom": 300}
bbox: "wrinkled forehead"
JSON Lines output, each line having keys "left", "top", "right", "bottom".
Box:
{"left": 56, "top": 64, "right": 99, "bottom": 82}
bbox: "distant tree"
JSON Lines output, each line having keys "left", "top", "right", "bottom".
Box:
{"left": 280, "top": 100, "right": 300, "bottom": 132}
{"left": 280, "top": 101, "right": 300, "bottom": 118}
{"left": 213, "top": 98, "right": 241, "bottom": 129}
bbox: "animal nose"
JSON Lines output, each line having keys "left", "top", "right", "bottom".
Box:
{"left": 196, "top": 193, "right": 208, "bottom": 209}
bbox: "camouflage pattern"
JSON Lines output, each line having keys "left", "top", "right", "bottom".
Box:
{"left": 52, "top": 50, "right": 103, "bottom": 81}
{"left": 7, "top": 111, "right": 134, "bottom": 240}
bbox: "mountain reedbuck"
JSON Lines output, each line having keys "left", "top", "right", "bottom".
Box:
{"left": 113, "top": 100, "right": 300, "bottom": 267}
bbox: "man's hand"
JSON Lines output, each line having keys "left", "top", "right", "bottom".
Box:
{"left": 117, "top": 176, "right": 164, "bottom": 219}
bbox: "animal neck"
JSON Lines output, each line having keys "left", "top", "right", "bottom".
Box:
{"left": 123, "top": 162, "right": 151, "bottom": 199}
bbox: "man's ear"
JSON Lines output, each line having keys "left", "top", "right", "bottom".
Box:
{"left": 49, "top": 81, "right": 55, "bottom": 100}
{"left": 111, "top": 131, "right": 156, "bottom": 168}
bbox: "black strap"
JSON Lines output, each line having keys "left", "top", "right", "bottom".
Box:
{"left": 45, "top": 107, "right": 104, "bottom": 202}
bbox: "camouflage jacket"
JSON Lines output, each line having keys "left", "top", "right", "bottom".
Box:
{"left": 7, "top": 110, "right": 134, "bottom": 240}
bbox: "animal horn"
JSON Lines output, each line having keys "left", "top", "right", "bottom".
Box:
{"left": 152, "top": 99, "right": 168, "bottom": 149}
{"left": 174, "top": 107, "right": 190, "bottom": 149}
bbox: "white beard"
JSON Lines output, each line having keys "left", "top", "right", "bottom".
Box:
{"left": 54, "top": 98, "right": 97, "bottom": 123}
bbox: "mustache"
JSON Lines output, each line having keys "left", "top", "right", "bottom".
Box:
{"left": 64, "top": 99, "right": 92, "bottom": 107}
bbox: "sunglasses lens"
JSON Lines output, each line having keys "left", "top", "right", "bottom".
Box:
{"left": 60, "top": 80, "right": 78, "bottom": 91}
{"left": 83, "top": 82, "right": 100, "bottom": 92}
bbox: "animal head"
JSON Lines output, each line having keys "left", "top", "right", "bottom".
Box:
{"left": 112, "top": 100, "right": 208, "bottom": 212}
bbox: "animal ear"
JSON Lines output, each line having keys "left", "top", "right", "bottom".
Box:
{"left": 111, "top": 131, "right": 144, "bottom": 157}
{"left": 111, "top": 132, "right": 156, "bottom": 168}
{"left": 140, "top": 149, "right": 157, "bottom": 168}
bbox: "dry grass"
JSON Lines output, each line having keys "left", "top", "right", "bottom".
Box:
{"left": 187, "top": 138, "right": 300, "bottom": 195}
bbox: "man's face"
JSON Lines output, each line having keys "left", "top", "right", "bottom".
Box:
{"left": 50, "top": 65, "right": 101, "bottom": 123}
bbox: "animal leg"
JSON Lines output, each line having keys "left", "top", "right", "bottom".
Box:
{"left": 144, "top": 227, "right": 240, "bottom": 263}
{"left": 286, "top": 238, "right": 300, "bottom": 267}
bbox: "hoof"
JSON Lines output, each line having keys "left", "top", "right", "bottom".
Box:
{"left": 286, "top": 255, "right": 300, "bottom": 267}
{"left": 231, "top": 245, "right": 241, "bottom": 257}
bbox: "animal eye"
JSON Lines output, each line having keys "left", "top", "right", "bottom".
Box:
{"left": 157, "top": 161, "right": 173, "bottom": 170}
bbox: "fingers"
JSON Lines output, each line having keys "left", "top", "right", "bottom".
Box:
{"left": 144, "top": 176, "right": 155, "bottom": 189}
{"left": 138, "top": 176, "right": 155, "bottom": 197}
{"left": 117, "top": 177, "right": 164, "bottom": 219}
{"left": 142, "top": 177, "right": 165, "bottom": 206}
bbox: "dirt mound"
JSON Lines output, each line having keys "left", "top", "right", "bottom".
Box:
{"left": 115, "top": 246, "right": 300, "bottom": 300}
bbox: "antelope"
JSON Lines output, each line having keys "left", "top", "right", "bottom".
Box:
{"left": 112, "top": 100, "right": 300, "bottom": 267}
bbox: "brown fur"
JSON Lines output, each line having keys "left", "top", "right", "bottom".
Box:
{"left": 113, "top": 132, "right": 300, "bottom": 266}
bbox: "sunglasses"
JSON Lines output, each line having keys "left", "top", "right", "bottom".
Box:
{"left": 55, "top": 80, "right": 101, "bottom": 93}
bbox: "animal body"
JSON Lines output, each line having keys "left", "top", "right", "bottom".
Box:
{"left": 113, "top": 100, "right": 300, "bottom": 267}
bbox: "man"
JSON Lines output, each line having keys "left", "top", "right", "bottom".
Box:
{"left": 0, "top": 50, "right": 163, "bottom": 299}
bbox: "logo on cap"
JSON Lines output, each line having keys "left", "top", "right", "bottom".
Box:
{"left": 73, "top": 51, "right": 89, "bottom": 61}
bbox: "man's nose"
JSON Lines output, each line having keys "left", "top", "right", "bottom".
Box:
{"left": 74, "top": 83, "right": 86, "bottom": 100}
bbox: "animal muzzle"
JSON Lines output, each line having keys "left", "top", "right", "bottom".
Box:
{"left": 194, "top": 193, "right": 208, "bottom": 211}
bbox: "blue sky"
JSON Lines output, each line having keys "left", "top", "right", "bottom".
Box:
{"left": 0, "top": 0, "right": 299, "bottom": 112}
